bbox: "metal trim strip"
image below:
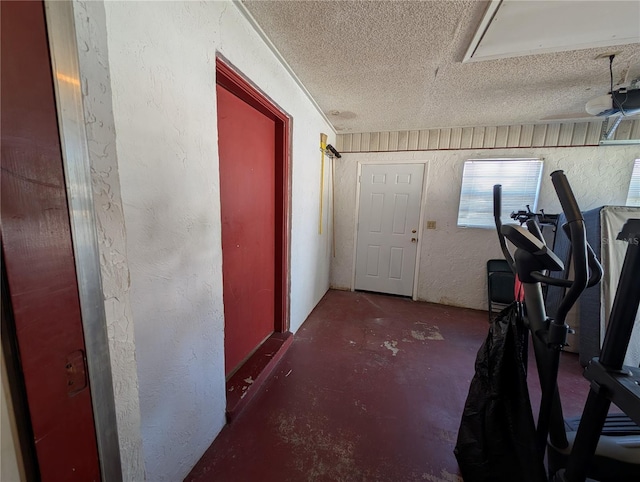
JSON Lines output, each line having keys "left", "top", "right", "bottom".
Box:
{"left": 43, "top": 1, "right": 123, "bottom": 480}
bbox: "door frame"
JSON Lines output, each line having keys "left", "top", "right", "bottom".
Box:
{"left": 41, "top": 1, "right": 122, "bottom": 479}
{"left": 215, "top": 56, "right": 291, "bottom": 333}
{"left": 351, "top": 160, "right": 429, "bottom": 301}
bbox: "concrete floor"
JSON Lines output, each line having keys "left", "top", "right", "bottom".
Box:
{"left": 186, "top": 290, "right": 588, "bottom": 482}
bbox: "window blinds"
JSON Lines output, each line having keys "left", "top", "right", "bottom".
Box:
{"left": 626, "top": 159, "right": 640, "bottom": 207}
{"left": 457, "top": 159, "right": 543, "bottom": 228}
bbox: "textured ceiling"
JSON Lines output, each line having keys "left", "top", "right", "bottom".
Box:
{"left": 242, "top": 0, "right": 640, "bottom": 133}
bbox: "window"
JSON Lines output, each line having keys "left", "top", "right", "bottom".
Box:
{"left": 626, "top": 159, "right": 640, "bottom": 207}
{"left": 457, "top": 159, "right": 543, "bottom": 228}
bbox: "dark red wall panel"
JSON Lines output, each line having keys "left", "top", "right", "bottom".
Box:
{"left": 1, "top": 1, "right": 101, "bottom": 480}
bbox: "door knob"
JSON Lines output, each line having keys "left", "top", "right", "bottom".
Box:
{"left": 411, "top": 237, "right": 417, "bottom": 243}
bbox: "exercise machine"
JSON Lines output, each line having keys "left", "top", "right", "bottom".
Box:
{"left": 494, "top": 170, "right": 640, "bottom": 481}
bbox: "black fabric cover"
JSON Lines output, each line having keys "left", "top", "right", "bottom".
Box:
{"left": 454, "top": 302, "right": 546, "bottom": 482}
{"left": 579, "top": 206, "right": 603, "bottom": 366}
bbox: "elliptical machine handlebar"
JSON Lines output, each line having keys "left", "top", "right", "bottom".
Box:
{"left": 550, "top": 170, "right": 583, "bottom": 224}
{"left": 529, "top": 223, "right": 602, "bottom": 289}
{"left": 493, "top": 184, "right": 516, "bottom": 272}
{"left": 549, "top": 171, "right": 595, "bottom": 327}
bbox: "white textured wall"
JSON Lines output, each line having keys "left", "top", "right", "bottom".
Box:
{"left": 73, "top": 1, "right": 145, "bottom": 480}
{"left": 80, "top": 1, "right": 335, "bottom": 480}
{"left": 331, "top": 146, "right": 640, "bottom": 310}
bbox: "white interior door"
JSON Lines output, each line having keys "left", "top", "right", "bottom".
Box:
{"left": 355, "top": 163, "right": 424, "bottom": 296}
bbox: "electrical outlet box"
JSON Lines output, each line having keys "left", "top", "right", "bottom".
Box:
{"left": 427, "top": 221, "right": 436, "bottom": 229}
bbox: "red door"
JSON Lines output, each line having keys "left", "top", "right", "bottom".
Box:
{"left": 1, "top": 1, "right": 101, "bottom": 480}
{"left": 217, "top": 84, "right": 277, "bottom": 375}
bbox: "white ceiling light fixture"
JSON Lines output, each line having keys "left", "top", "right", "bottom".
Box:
{"left": 586, "top": 56, "right": 640, "bottom": 143}
{"left": 586, "top": 90, "right": 640, "bottom": 117}
{"left": 543, "top": 54, "right": 640, "bottom": 134}
{"left": 587, "top": 55, "right": 640, "bottom": 117}
{"left": 464, "top": 0, "right": 640, "bottom": 63}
